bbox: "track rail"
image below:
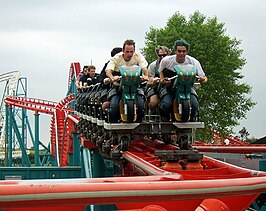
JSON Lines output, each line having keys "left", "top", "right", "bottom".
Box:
{"left": 193, "top": 145, "right": 266, "bottom": 154}
{"left": 5, "top": 95, "right": 78, "bottom": 166}
{"left": 68, "top": 62, "right": 81, "bottom": 91}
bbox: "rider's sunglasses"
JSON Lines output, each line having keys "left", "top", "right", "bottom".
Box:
{"left": 177, "top": 50, "right": 187, "bottom": 53}
{"left": 158, "top": 54, "right": 167, "bottom": 57}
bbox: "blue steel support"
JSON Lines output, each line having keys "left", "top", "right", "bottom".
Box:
{"left": 40, "top": 142, "right": 52, "bottom": 166}
{"left": 7, "top": 106, "right": 13, "bottom": 167}
{"left": 5, "top": 105, "right": 9, "bottom": 167}
{"left": 67, "top": 77, "right": 77, "bottom": 96}
{"left": 82, "top": 148, "right": 93, "bottom": 178}
{"left": 81, "top": 148, "right": 95, "bottom": 211}
{"left": 34, "top": 112, "right": 40, "bottom": 166}
{"left": 25, "top": 115, "right": 52, "bottom": 166}
{"left": 21, "top": 108, "right": 26, "bottom": 166}
{"left": 25, "top": 117, "right": 35, "bottom": 146}
{"left": 67, "top": 77, "right": 77, "bottom": 113}
{"left": 89, "top": 152, "right": 116, "bottom": 210}
{"left": 10, "top": 114, "right": 31, "bottom": 167}
{"left": 92, "top": 152, "right": 105, "bottom": 178}
{"left": 73, "top": 131, "right": 80, "bottom": 166}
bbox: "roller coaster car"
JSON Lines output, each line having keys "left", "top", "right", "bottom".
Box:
{"left": 96, "top": 85, "right": 110, "bottom": 124}
{"left": 101, "top": 63, "right": 204, "bottom": 154}
{"left": 76, "top": 84, "right": 101, "bottom": 138}
{"left": 84, "top": 84, "right": 95, "bottom": 118}
{"left": 88, "top": 83, "right": 102, "bottom": 123}
{"left": 172, "top": 64, "right": 197, "bottom": 122}
{"left": 100, "top": 65, "right": 144, "bottom": 156}
{"left": 74, "top": 87, "right": 88, "bottom": 115}
{"left": 77, "top": 86, "right": 90, "bottom": 118}
{"left": 75, "top": 65, "right": 205, "bottom": 158}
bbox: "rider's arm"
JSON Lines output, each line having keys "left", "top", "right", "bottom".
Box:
{"left": 77, "top": 75, "right": 87, "bottom": 89}
{"left": 137, "top": 52, "right": 149, "bottom": 81}
{"left": 106, "top": 69, "right": 114, "bottom": 82}
{"left": 193, "top": 57, "right": 208, "bottom": 84}
{"left": 160, "top": 71, "right": 168, "bottom": 85}
{"left": 105, "top": 56, "right": 120, "bottom": 82}
{"left": 75, "top": 79, "right": 81, "bottom": 89}
{"left": 141, "top": 67, "right": 149, "bottom": 81}
{"left": 158, "top": 57, "right": 166, "bottom": 82}
{"left": 159, "top": 71, "right": 165, "bottom": 82}
{"left": 147, "top": 62, "right": 155, "bottom": 86}
{"left": 158, "top": 59, "right": 171, "bottom": 85}
{"left": 142, "top": 67, "right": 148, "bottom": 76}
{"left": 106, "top": 69, "right": 120, "bottom": 83}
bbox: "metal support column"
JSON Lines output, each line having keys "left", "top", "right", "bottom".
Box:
{"left": 21, "top": 108, "right": 26, "bottom": 166}
{"left": 10, "top": 113, "right": 31, "bottom": 167}
{"left": 92, "top": 152, "right": 105, "bottom": 178}
{"left": 7, "top": 106, "right": 13, "bottom": 167}
{"left": 34, "top": 112, "right": 40, "bottom": 166}
{"left": 5, "top": 105, "right": 9, "bottom": 167}
{"left": 73, "top": 131, "right": 80, "bottom": 166}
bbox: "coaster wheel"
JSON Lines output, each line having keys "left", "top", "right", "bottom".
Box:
{"left": 179, "top": 135, "right": 189, "bottom": 150}
{"left": 181, "top": 100, "right": 190, "bottom": 122}
{"left": 120, "top": 136, "right": 130, "bottom": 151}
{"left": 126, "top": 99, "right": 135, "bottom": 122}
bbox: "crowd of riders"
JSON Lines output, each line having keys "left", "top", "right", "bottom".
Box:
{"left": 75, "top": 38, "right": 208, "bottom": 123}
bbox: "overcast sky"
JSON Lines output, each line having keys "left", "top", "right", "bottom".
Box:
{"left": 0, "top": 0, "right": 265, "bottom": 140}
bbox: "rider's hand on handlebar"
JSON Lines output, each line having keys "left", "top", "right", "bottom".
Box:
{"left": 199, "top": 76, "right": 208, "bottom": 84}
{"left": 112, "top": 75, "right": 121, "bottom": 83}
{"left": 160, "top": 77, "right": 172, "bottom": 86}
{"left": 141, "top": 75, "right": 149, "bottom": 81}
{"left": 153, "top": 77, "right": 160, "bottom": 84}
{"left": 103, "top": 78, "right": 111, "bottom": 85}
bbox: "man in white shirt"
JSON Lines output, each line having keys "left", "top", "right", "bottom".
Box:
{"left": 158, "top": 39, "right": 208, "bottom": 121}
{"left": 105, "top": 39, "right": 149, "bottom": 122}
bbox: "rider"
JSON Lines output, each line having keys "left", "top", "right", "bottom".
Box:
{"left": 76, "top": 65, "right": 89, "bottom": 89}
{"left": 147, "top": 46, "right": 171, "bottom": 113}
{"left": 159, "top": 39, "right": 208, "bottom": 121}
{"left": 99, "top": 47, "right": 123, "bottom": 110}
{"left": 105, "top": 39, "right": 149, "bottom": 123}
{"left": 98, "top": 47, "right": 123, "bottom": 85}
{"left": 87, "top": 65, "right": 99, "bottom": 85}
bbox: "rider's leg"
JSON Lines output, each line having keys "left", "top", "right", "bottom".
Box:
{"left": 158, "top": 93, "right": 174, "bottom": 121}
{"left": 109, "top": 94, "right": 121, "bottom": 123}
{"left": 102, "top": 101, "right": 110, "bottom": 110}
{"left": 148, "top": 94, "right": 159, "bottom": 111}
{"left": 190, "top": 94, "right": 199, "bottom": 122}
{"left": 100, "top": 90, "right": 109, "bottom": 110}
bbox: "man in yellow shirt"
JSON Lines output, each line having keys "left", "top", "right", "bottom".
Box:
{"left": 106, "top": 39, "right": 149, "bottom": 122}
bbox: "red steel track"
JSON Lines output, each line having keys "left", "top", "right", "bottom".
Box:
{"left": 4, "top": 62, "right": 81, "bottom": 166}
{"left": 193, "top": 145, "right": 266, "bottom": 154}
{"left": 5, "top": 95, "right": 79, "bottom": 166}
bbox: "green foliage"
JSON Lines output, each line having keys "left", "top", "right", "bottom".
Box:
{"left": 238, "top": 127, "right": 250, "bottom": 141}
{"left": 142, "top": 11, "right": 256, "bottom": 139}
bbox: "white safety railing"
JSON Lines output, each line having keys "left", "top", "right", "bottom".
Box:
{"left": 0, "top": 71, "right": 21, "bottom": 147}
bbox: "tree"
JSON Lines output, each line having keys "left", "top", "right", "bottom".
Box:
{"left": 142, "top": 11, "right": 256, "bottom": 139}
{"left": 239, "top": 127, "right": 250, "bottom": 141}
